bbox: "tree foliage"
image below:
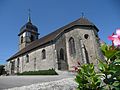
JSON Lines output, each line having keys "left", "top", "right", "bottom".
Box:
{"left": 0, "top": 65, "right": 6, "bottom": 75}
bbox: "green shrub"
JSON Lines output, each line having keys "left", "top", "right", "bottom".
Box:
{"left": 75, "top": 64, "right": 101, "bottom": 90}
{"left": 75, "top": 44, "right": 120, "bottom": 90}
{"left": 17, "top": 69, "right": 58, "bottom": 75}
{"left": 0, "top": 65, "right": 6, "bottom": 75}
{"left": 99, "top": 44, "right": 120, "bottom": 90}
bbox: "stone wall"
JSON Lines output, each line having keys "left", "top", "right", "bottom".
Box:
{"left": 65, "top": 27, "right": 84, "bottom": 70}
{"left": 65, "top": 26, "right": 100, "bottom": 70}
{"left": 8, "top": 44, "right": 57, "bottom": 74}
{"left": 55, "top": 33, "right": 68, "bottom": 70}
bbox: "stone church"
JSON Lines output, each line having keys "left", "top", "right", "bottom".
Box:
{"left": 6, "top": 15, "right": 102, "bottom": 74}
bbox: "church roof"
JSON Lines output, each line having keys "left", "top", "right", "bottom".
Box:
{"left": 18, "top": 21, "right": 39, "bottom": 36}
{"left": 7, "top": 17, "right": 99, "bottom": 61}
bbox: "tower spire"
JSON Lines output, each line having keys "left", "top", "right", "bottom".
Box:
{"left": 28, "top": 9, "right": 31, "bottom": 22}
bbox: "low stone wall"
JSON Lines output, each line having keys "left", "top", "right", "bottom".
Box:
{"left": 5, "top": 78, "right": 77, "bottom": 90}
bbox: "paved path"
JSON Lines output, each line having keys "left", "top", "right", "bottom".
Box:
{"left": 0, "top": 75, "right": 75, "bottom": 90}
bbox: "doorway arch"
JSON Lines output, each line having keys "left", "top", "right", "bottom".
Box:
{"left": 58, "top": 48, "right": 68, "bottom": 70}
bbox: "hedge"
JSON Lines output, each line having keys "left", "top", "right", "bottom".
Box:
{"left": 17, "top": 69, "right": 58, "bottom": 75}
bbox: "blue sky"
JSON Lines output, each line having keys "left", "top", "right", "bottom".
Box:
{"left": 0, "top": 0, "right": 120, "bottom": 64}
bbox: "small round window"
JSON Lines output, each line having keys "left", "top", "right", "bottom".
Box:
{"left": 84, "top": 34, "right": 89, "bottom": 39}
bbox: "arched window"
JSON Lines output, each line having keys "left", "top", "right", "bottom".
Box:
{"left": 26, "top": 54, "right": 29, "bottom": 63}
{"left": 42, "top": 49, "right": 46, "bottom": 59}
{"left": 31, "top": 35, "right": 34, "bottom": 42}
{"left": 11, "top": 61, "right": 15, "bottom": 70}
{"left": 21, "top": 36, "right": 23, "bottom": 43}
{"left": 69, "top": 37, "right": 76, "bottom": 55}
{"left": 60, "top": 48, "right": 64, "bottom": 60}
{"left": 17, "top": 58, "right": 20, "bottom": 73}
{"left": 17, "top": 58, "right": 20, "bottom": 67}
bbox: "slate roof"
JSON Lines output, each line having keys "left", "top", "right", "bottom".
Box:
{"left": 18, "top": 22, "right": 39, "bottom": 36}
{"left": 7, "top": 17, "right": 99, "bottom": 61}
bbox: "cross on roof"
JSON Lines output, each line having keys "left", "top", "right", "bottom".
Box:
{"left": 28, "top": 9, "right": 31, "bottom": 22}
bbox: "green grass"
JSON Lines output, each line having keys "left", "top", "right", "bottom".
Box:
{"left": 17, "top": 69, "right": 58, "bottom": 75}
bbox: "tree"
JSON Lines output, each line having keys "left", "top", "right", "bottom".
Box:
{"left": 0, "top": 65, "right": 6, "bottom": 75}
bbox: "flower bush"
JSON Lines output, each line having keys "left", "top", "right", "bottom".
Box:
{"left": 75, "top": 29, "right": 120, "bottom": 90}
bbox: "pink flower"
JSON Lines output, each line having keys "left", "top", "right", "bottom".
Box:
{"left": 108, "top": 29, "right": 120, "bottom": 46}
{"left": 72, "top": 66, "right": 78, "bottom": 71}
{"left": 74, "top": 66, "right": 78, "bottom": 71}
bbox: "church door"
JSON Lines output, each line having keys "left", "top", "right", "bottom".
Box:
{"left": 58, "top": 48, "right": 68, "bottom": 70}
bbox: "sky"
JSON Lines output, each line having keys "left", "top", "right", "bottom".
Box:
{"left": 0, "top": 0, "right": 120, "bottom": 64}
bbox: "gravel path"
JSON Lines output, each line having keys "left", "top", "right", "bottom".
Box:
{"left": 4, "top": 78, "right": 77, "bottom": 90}
{"left": 0, "top": 75, "right": 76, "bottom": 90}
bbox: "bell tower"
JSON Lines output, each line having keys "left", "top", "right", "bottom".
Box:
{"left": 18, "top": 10, "right": 39, "bottom": 50}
